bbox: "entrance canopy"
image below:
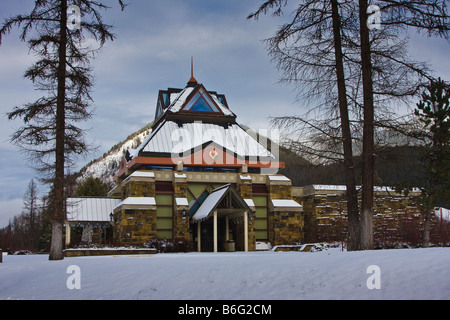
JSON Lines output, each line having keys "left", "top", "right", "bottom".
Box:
{"left": 191, "top": 184, "right": 253, "bottom": 252}
{"left": 191, "top": 184, "right": 253, "bottom": 222}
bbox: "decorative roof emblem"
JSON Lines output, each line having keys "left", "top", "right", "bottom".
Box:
{"left": 209, "top": 148, "right": 219, "bottom": 161}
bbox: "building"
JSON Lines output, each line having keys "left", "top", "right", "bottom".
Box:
{"left": 65, "top": 197, "right": 120, "bottom": 246}
{"left": 65, "top": 74, "right": 431, "bottom": 251}
{"left": 106, "top": 74, "right": 304, "bottom": 251}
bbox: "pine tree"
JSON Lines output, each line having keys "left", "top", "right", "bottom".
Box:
{"left": 1, "top": 0, "right": 126, "bottom": 260}
{"left": 415, "top": 78, "right": 450, "bottom": 247}
{"left": 74, "top": 176, "right": 109, "bottom": 197}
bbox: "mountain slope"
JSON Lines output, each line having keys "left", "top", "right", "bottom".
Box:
{"left": 77, "top": 122, "right": 152, "bottom": 186}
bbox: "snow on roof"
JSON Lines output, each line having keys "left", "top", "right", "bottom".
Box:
{"left": 122, "top": 171, "right": 156, "bottom": 181}
{"left": 244, "top": 199, "right": 255, "bottom": 208}
{"left": 161, "top": 85, "right": 234, "bottom": 117}
{"left": 268, "top": 175, "right": 291, "bottom": 182}
{"left": 271, "top": 199, "right": 303, "bottom": 212}
{"left": 139, "top": 120, "right": 275, "bottom": 158}
{"left": 312, "top": 185, "right": 421, "bottom": 193}
{"left": 435, "top": 207, "right": 450, "bottom": 221}
{"left": 313, "top": 185, "right": 348, "bottom": 191}
{"left": 175, "top": 198, "right": 189, "bottom": 206}
{"left": 209, "top": 92, "right": 235, "bottom": 116}
{"left": 115, "top": 197, "right": 156, "bottom": 209}
{"left": 129, "top": 171, "right": 155, "bottom": 178}
{"left": 67, "top": 197, "right": 121, "bottom": 222}
{"left": 192, "top": 185, "right": 230, "bottom": 222}
{"left": 271, "top": 199, "right": 302, "bottom": 208}
{"left": 167, "top": 87, "right": 194, "bottom": 113}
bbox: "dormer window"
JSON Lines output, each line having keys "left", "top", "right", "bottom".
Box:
{"left": 183, "top": 87, "right": 221, "bottom": 113}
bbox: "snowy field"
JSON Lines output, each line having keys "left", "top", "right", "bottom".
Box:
{"left": 1, "top": 247, "right": 449, "bottom": 300}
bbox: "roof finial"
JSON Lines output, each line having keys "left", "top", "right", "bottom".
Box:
{"left": 187, "top": 56, "right": 198, "bottom": 86}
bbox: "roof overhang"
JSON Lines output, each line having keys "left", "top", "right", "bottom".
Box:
{"left": 116, "top": 154, "right": 284, "bottom": 180}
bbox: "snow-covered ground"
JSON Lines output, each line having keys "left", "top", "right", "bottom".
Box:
{"left": 1, "top": 248, "right": 449, "bottom": 300}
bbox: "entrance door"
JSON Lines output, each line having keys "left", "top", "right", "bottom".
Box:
{"left": 199, "top": 217, "right": 227, "bottom": 252}
{"left": 200, "top": 219, "right": 214, "bottom": 252}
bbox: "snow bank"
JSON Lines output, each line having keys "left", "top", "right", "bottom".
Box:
{"left": 0, "top": 248, "right": 449, "bottom": 300}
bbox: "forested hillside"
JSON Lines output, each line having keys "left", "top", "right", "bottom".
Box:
{"left": 280, "top": 145, "right": 427, "bottom": 189}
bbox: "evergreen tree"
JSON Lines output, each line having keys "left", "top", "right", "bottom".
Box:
{"left": 415, "top": 78, "right": 450, "bottom": 247}
{"left": 1, "top": 0, "right": 126, "bottom": 260}
{"left": 74, "top": 176, "right": 109, "bottom": 197}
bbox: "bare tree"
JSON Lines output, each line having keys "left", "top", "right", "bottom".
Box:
{"left": 23, "top": 179, "right": 40, "bottom": 250}
{"left": 358, "top": 0, "right": 375, "bottom": 250}
{"left": 358, "top": 0, "right": 450, "bottom": 249}
{"left": 1, "top": 0, "right": 126, "bottom": 260}
{"left": 249, "top": 0, "right": 363, "bottom": 250}
{"left": 249, "top": 0, "right": 449, "bottom": 250}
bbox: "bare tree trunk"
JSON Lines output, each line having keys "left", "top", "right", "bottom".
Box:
{"left": 331, "top": 0, "right": 360, "bottom": 251}
{"left": 422, "top": 211, "right": 432, "bottom": 248}
{"left": 359, "top": 0, "right": 374, "bottom": 250}
{"left": 49, "top": 0, "right": 68, "bottom": 261}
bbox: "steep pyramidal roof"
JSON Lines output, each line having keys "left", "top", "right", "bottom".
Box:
{"left": 153, "top": 82, "right": 235, "bottom": 123}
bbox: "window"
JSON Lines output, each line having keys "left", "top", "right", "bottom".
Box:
{"left": 253, "top": 186, "right": 269, "bottom": 241}
{"left": 156, "top": 194, "right": 173, "bottom": 239}
{"left": 162, "top": 92, "right": 169, "bottom": 107}
{"left": 155, "top": 101, "right": 163, "bottom": 118}
{"left": 217, "top": 95, "right": 226, "bottom": 105}
{"left": 183, "top": 88, "right": 221, "bottom": 113}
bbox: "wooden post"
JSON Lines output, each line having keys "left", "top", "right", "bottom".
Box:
{"left": 213, "top": 210, "right": 218, "bottom": 253}
{"left": 197, "top": 221, "right": 201, "bottom": 252}
{"left": 225, "top": 216, "right": 229, "bottom": 242}
{"left": 65, "top": 223, "right": 71, "bottom": 247}
{"left": 0, "top": 248, "right": 2, "bottom": 263}
{"left": 244, "top": 210, "right": 248, "bottom": 252}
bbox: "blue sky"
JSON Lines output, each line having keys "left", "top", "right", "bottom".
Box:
{"left": 0, "top": 0, "right": 449, "bottom": 227}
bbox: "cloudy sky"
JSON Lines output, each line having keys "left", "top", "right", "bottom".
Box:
{"left": 0, "top": 0, "right": 449, "bottom": 227}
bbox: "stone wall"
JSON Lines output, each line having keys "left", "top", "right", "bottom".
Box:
{"left": 114, "top": 208, "right": 157, "bottom": 246}
{"left": 64, "top": 248, "right": 157, "bottom": 257}
{"left": 293, "top": 185, "right": 429, "bottom": 247}
{"left": 269, "top": 211, "right": 304, "bottom": 245}
{"left": 173, "top": 207, "right": 190, "bottom": 241}
{"left": 111, "top": 170, "right": 304, "bottom": 250}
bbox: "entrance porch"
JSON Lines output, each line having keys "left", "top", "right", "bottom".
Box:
{"left": 191, "top": 184, "right": 253, "bottom": 252}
